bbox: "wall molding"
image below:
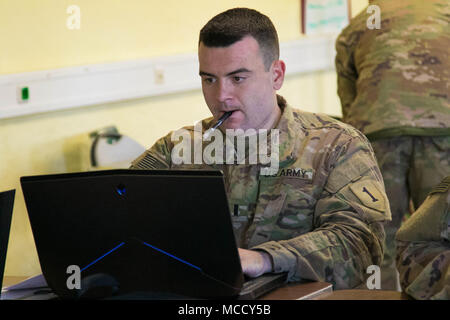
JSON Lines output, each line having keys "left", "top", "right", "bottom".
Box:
{"left": 0, "top": 35, "right": 337, "bottom": 120}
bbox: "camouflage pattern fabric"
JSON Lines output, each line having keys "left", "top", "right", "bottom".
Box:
{"left": 335, "top": 0, "right": 450, "bottom": 141}
{"left": 396, "top": 176, "right": 450, "bottom": 300}
{"left": 130, "top": 96, "right": 391, "bottom": 289}
{"left": 371, "top": 135, "right": 450, "bottom": 290}
{"left": 336, "top": 0, "right": 450, "bottom": 291}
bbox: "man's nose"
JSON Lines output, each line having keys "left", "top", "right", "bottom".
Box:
{"left": 216, "top": 80, "right": 233, "bottom": 103}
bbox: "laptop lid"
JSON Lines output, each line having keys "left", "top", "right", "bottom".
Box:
{"left": 21, "top": 169, "right": 244, "bottom": 299}
{"left": 0, "top": 189, "right": 15, "bottom": 293}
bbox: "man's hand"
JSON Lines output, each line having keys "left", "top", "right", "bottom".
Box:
{"left": 238, "top": 248, "right": 273, "bottom": 278}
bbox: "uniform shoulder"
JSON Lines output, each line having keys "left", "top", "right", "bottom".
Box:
{"left": 290, "top": 107, "right": 366, "bottom": 140}
{"left": 336, "top": 5, "right": 369, "bottom": 42}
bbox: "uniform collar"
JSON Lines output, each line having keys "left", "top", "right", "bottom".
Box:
{"left": 273, "top": 95, "right": 300, "bottom": 168}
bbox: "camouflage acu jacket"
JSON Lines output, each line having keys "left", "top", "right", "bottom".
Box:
{"left": 335, "top": 0, "right": 450, "bottom": 140}
{"left": 130, "top": 97, "right": 391, "bottom": 289}
{"left": 396, "top": 176, "right": 450, "bottom": 300}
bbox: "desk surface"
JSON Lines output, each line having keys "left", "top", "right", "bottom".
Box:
{"left": 3, "top": 276, "right": 411, "bottom": 300}
{"left": 261, "top": 281, "right": 410, "bottom": 300}
{"left": 315, "top": 289, "right": 411, "bottom": 300}
{"left": 261, "top": 281, "right": 333, "bottom": 300}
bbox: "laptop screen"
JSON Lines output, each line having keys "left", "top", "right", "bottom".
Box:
{"left": 0, "top": 189, "right": 15, "bottom": 293}
{"left": 21, "top": 169, "right": 244, "bottom": 299}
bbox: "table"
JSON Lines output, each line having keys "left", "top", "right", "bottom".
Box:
{"left": 3, "top": 276, "right": 411, "bottom": 300}
{"left": 261, "top": 281, "right": 333, "bottom": 300}
{"left": 315, "top": 289, "right": 411, "bottom": 300}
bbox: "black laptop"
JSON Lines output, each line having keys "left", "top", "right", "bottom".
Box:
{"left": 0, "top": 189, "right": 15, "bottom": 295}
{"left": 20, "top": 169, "right": 286, "bottom": 299}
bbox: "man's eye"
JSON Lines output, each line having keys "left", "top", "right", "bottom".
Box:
{"left": 233, "top": 76, "right": 245, "bottom": 83}
{"left": 203, "top": 77, "right": 216, "bottom": 84}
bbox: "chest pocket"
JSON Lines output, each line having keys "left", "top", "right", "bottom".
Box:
{"left": 247, "top": 177, "right": 317, "bottom": 248}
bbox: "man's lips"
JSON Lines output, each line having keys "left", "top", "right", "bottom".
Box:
{"left": 219, "top": 109, "right": 239, "bottom": 118}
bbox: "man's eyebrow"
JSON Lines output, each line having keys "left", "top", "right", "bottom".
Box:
{"left": 199, "top": 71, "right": 215, "bottom": 77}
{"left": 199, "top": 68, "right": 252, "bottom": 77}
{"left": 226, "top": 68, "right": 252, "bottom": 76}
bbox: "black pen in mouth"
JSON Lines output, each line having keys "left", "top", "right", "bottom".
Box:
{"left": 203, "top": 111, "right": 234, "bottom": 139}
{"left": 219, "top": 109, "right": 237, "bottom": 118}
{"left": 217, "top": 110, "right": 233, "bottom": 124}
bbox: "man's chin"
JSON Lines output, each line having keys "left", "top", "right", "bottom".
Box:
{"left": 221, "top": 124, "right": 256, "bottom": 132}
{"left": 221, "top": 119, "right": 245, "bottom": 130}
{"left": 220, "top": 124, "right": 240, "bottom": 132}
{"left": 218, "top": 117, "right": 241, "bottom": 130}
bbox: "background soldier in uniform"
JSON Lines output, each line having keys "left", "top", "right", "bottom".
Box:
{"left": 335, "top": 0, "right": 450, "bottom": 290}
{"left": 131, "top": 8, "right": 391, "bottom": 289}
{"left": 396, "top": 176, "right": 450, "bottom": 299}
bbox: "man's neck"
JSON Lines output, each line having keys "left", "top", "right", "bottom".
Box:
{"left": 260, "top": 96, "right": 283, "bottom": 131}
{"left": 267, "top": 105, "right": 282, "bottom": 130}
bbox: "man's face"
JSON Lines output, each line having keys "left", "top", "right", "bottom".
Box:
{"left": 198, "top": 36, "right": 285, "bottom": 131}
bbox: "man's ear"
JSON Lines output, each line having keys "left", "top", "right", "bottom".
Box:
{"left": 271, "top": 60, "right": 286, "bottom": 90}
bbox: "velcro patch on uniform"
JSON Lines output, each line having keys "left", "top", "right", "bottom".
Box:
{"left": 349, "top": 180, "right": 386, "bottom": 213}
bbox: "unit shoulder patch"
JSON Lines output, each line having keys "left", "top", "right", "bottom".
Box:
{"left": 350, "top": 180, "right": 386, "bottom": 213}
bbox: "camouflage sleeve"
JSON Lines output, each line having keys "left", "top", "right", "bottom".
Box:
{"left": 130, "top": 133, "right": 173, "bottom": 169}
{"left": 335, "top": 33, "right": 358, "bottom": 120}
{"left": 396, "top": 240, "right": 450, "bottom": 300}
{"left": 395, "top": 179, "right": 450, "bottom": 300}
{"left": 254, "top": 133, "right": 391, "bottom": 289}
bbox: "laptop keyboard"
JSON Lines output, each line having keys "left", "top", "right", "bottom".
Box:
{"left": 239, "top": 273, "right": 287, "bottom": 300}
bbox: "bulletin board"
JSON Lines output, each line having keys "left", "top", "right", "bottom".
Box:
{"left": 301, "top": 0, "right": 351, "bottom": 35}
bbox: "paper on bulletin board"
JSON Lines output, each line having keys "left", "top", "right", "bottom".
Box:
{"left": 301, "top": 0, "right": 351, "bottom": 35}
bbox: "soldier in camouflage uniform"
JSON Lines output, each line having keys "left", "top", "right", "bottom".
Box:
{"left": 131, "top": 8, "right": 391, "bottom": 289}
{"left": 335, "top": 0, "right": 450, "bottom": 290}
{"left": 396, "top": 176, "right": 450, "bottom": 299}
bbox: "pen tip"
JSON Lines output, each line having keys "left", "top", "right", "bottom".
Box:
{"left": 203, "top": 129, "right": 211, "bottom": 140}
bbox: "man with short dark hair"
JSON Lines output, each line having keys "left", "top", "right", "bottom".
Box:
{"left": 131, "top": 8, "right": 391, "bottom": 289}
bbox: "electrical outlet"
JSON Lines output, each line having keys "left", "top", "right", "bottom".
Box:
{"left": 154, "top": 67, "right": 165, "bottom": 85}
{"left": 17, "top": 86, "right": 29, "bottom": 103}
